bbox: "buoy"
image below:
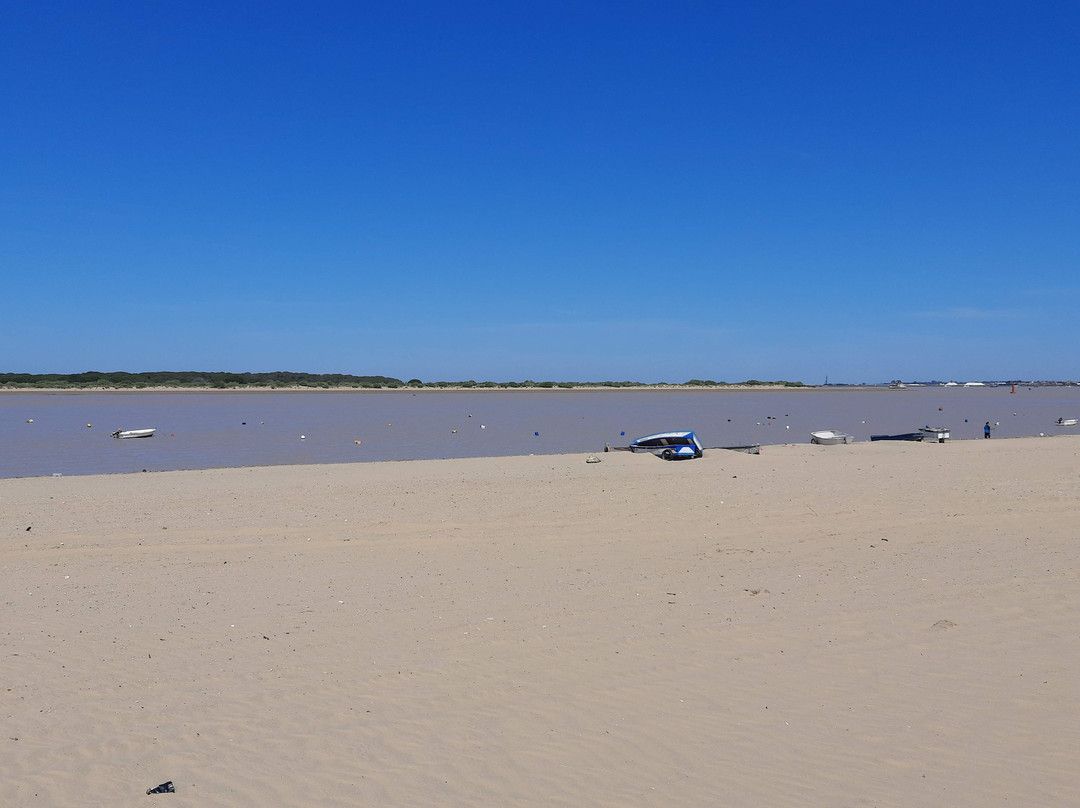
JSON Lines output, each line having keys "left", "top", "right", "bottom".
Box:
{"left": 620, "top": 431, "right": 625, "bottom": 436}
{"left": 939, "top": 407, "right": 943, "bottom": 411}
{"left": 452, "top": 429, "right": 457, "bottom": 433}
{"left": 26, "top": 419, "right": 33, "bottom": 423}
{"left": 300, "top": 435, "right": 306, "bottom": 439}
{"left": 87, "top": 424, "right": 92, "bottom": 428}
{"left": 535, "top": 432, "right": 540, "bottom": 436}
{"left": 387, "top": 423, "right": 392, "bottom": 427}
{"left": 354, "top": 440, "right": 361, "bottom": 445}
{"left": 480, "top": 424, "right": 485, "bottom": 429}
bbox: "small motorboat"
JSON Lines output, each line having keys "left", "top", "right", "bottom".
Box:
{"left": 920, "top": 426, "right": 950, "bottom": 443}
{"left": 628, "top": 430, "right": 704, "bottom": 460}
{"left": 810, "top": 430, "right": 853, "bottom": 445}
{"left": 1056, "top": 418, "right": 1078, "bottom": 426}
{"left": 870, "top": 432, "right": 924, "bottom": 442}
{"left": 111, "top": 428, "right": 156, "bottom": 439}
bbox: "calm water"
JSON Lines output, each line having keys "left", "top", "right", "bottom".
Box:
{"left": 2, "top": 387, "right": 1079, "bottom": 478}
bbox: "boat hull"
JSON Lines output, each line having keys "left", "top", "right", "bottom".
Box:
{"left": 870, "top": 433, "right": 924, "bottom": 442}
{"left": 628, "top": 430, "right": 704, "bottom": 460}
{"left": 810, "top": 430, "right": 853, "bottom": 445}
{"left": 112, "top": 428, "right": 156, "bottom": 439}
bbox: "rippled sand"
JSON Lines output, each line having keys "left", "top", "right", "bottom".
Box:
{"left": 3, "top": 437, "right": 1078, "bottom": 807}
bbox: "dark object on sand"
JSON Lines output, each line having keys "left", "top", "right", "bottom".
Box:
{"left": 720, "top": 444, "right": 761, "bottom": 454}
{"left": 870, "top": 433, "right": 924, "bottom": 442}
{"left": 146, "top": 781, "right": 175, "bottom": 794}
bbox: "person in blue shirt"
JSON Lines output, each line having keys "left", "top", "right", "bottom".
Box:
{"left": 984, "top": 421, "right": 992, "bottom": 438}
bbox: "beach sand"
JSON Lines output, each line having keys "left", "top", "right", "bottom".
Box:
{"left": 3, "top": 437, "right": 1078, "bottom": 807}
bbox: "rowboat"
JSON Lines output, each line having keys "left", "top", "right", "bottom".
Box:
{"left": 111, "top": 428, "right": 156, "bottom": 439}
{"left": 810, "top": 430, "right": 853, "bottom": 445}
{"left": 870, "top": 432, "right": 924, "bottom": 441}
{"left": 1056, "top": 418, "right": 1078, "bottom": 426}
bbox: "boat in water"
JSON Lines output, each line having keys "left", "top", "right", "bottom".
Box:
{"left": 1056, "top": 418, "right": 1078, "bottom": 426}
{"left": 870, "top": 432, "right": 924, "bottom": 442}
{"left": 810, "top": 430, "right": 853, "bottom": 445}
{"left": 111, "top": 428, "right": 156, "bottom": 439}
{"left": 628, "top": 430, "right": 704, "bottom": 460}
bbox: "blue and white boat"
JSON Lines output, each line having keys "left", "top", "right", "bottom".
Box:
{"left": 629, "top": 430, "right": 705, "bottom": 460}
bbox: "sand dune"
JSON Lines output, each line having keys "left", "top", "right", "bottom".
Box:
{"left": 3, "top": 437, "right": 1078, "bottom": 806}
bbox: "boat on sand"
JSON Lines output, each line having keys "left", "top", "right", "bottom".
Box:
{"left": 810, "top": 430, "right": 853, "bottom": 445}
{"left": 628, "top": 430, "right": 704, "bottom": 460}
{"left": 920, "top": 426, "right": 950, "bottom": 442}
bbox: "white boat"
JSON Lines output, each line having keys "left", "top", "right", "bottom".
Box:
{"left": 111, "top": 428, "right": 156, "bottom": 439}
{"left": 810, "top": 430, "right": 853, "bottom": 445}
{"left": 1056, "top": 418, "right": 1078, "bottom": 426}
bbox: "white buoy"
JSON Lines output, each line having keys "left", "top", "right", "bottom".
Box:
{"left": 300, "top": 435, "right": 306, "bottom": 440}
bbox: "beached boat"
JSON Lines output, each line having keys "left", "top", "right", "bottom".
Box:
{"left": 810, "top": 430, "right": 853, "bottom": 445}
{"left": 628, "top": 430, "right": 704, "bottom": 460}
{"left": 111, "top": 428, "right": 156, "bottom": 439}
{"left": 1055, "top": 418, "right": 1078, "bottom": 426}
{"left": 870, "top": 432, "right": 924, "bottom": 442}
{"left": 920, "top": 426, "right": 950, "bottom": 442}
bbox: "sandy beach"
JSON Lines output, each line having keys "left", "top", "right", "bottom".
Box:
{"left": 3, "top": 437, "right": 1078, "bottom": 807}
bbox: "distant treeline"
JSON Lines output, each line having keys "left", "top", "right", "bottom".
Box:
{"left": 0, "top": 371, "right": 404, "bottom": 389}
{"left": 0, "top": 372, "right": 807, "bottom": 390}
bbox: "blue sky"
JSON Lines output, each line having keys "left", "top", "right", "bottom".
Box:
{"left": 3, "top": 1, "right": 1078, "bottom": 383}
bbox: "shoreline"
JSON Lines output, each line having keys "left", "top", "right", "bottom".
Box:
{"left": 0, "top": 383, "right": 813, "bottom": 394}
{"left": 5, "top": 432, "right": 1077, "bottom": 481}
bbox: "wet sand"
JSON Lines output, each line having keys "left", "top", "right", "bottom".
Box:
{"left": 3, "top": 437, "right": 1078, "bottom": 807}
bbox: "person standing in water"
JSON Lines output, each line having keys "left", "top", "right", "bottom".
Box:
{"left": 984, "top": 421, "right": 992, "bottom": 438}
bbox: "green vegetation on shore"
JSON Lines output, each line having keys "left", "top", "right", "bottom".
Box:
{"left": 0, "top": 372, "right": 807, "bottom": 390}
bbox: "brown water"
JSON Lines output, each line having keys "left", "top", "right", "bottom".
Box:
{"left": 2, "top": 387, "right": 1078, "bottom": 478}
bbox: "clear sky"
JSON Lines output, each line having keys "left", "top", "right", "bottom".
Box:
{"left": 3, "top": 1, "right": 1078, "bottom": 383}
